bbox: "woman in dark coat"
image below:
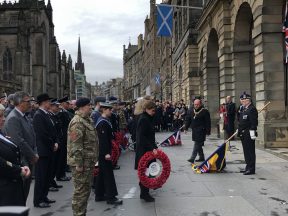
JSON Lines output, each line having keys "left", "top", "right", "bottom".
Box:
{"left": 0, "top": 107, "right": 30, "bottom": 206}
{"left": 135, "top": 101, "right": 158, "bottom": 202}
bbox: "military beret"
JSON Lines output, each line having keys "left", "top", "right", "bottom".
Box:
{"left": 58, "top": 96, "right": 69, "bottom": 103}
{"left": 99, "top": 102, "right": 113, "bottom": 109}
{"left": 240, "top": 92, "right": 251, "bottom": 100}
{"left": 37, "top": 93, "right": 52, "bottom": 104}
{"left": 94, "top": 96, "right": 106, "bottom": 103}
{"left": 76, "top": 97, "right": 91, "bottom": 108}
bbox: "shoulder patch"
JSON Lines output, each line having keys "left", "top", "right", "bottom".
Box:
{"left": 69, "top": 131, "right": 79, "bottom": 142}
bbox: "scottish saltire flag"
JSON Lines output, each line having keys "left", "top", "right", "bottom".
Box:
{"left": 283, "top": 1, "right": 288, "bottom": 63}
{"left": 157, "top": 4, "right": 173, "bottom": 37}
{"left": 192, "top": 142, "right": 228, "bottom": 174}
{"left": 160, "top": 130, "right": 182, "bottom": 147}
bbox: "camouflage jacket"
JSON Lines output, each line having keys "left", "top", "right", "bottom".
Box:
{"left": 67, "top": 111, "right": 99, "bottom": 167}
{"left": 118, "top": 110, "right": 127, "bottom": 130}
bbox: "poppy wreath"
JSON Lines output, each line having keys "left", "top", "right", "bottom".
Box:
{"left": 138, "top": 150, "right": 171, "bottom": 189}
{"left": 111, "top": 140, "right": 120, "bottom": 166}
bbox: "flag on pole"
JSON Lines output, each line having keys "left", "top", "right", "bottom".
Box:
{"left": 157, "top": 4, "right": 173, "bottom": 37}
{"left": 283, "top": 0, "right": 288, "bottom": 64}
{"left": 192, "top": 142, "right": 228, "bottom": 174}
{"left": 160, "top": 130, "right": 182, "bottom": 147}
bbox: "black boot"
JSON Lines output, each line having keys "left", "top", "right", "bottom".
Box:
{"left": 140, "top": 193, "right": 155, "bottom": 202}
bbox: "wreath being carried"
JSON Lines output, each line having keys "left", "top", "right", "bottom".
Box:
{"left": 137, "top": 149, "right": 171, "bottom": 189}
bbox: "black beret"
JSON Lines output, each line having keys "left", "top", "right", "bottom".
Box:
{"left": 37, "top": 93, "right": 52, "bottom": 104}
{"left": 58, "top": 96, "right": 69, "bottom": 103}
{"left": 76, "top": 97, "right": 91, "bottom": 108}
{"left": 95, "top": 96, "right": 106, "bottom": 103}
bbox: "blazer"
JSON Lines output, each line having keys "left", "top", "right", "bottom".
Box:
{"left": 33, "top": 109, "right": 56, "bottom": 157}
{"left": 3, "top": 108, "right": 36, "bottom": 164}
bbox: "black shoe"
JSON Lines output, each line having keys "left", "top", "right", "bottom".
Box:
{"left": 57, "top": 176, "right": 71, "bottom": 181}
{"left": 44, "top": 198, "right": 56, "bottom": 204}
{"left": 187, "top": 158, "right": 194, "bottom": 163}
{"left": 195, "top": 158, "right": 205, "bottom": 162}
{"left": 243, "top": 170, "right": 255, "bottom": 175}
{"left": 95, "top": 196, "right": 106, "bottom": 202}
{"left": 107, "top": 197, "right": 123, "bottom": 205}
{"left": 49, "top": 187, "right": 59, "bottom": 192}
{"left": 54, "top": 184, "right": 63, "bottom": 188}
{"left": 239, "top": 169, "right": 247, "bottom": 173}
{"left": 140, "top": 194, "right": 155, "bottom": 202}
{"left": 113, "top": 165, "right": 120, "bottom": 170}
{"left": 34, "top": 202, "right": 51, "bottom": 208}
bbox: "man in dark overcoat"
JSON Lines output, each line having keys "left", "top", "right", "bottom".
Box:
{"left": 224, "top": 96, "right": 236, "bottom": 139}
{"left": 33, "top": 93, "right": 58, "bottom": 208}
{"left": 184, "top": 99, "right": 211, "bottom": 163}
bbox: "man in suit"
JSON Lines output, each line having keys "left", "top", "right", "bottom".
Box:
{"left": 3, "top": 91, "right": 38, "bottom": 204}
{"left": 33, "top": 93, "right": 58, "bottom": 208}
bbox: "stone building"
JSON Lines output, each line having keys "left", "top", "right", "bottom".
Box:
{"left": 123, "top": 0, "right": 172, "bottom": 101}
{"left": 171, "top": 0, "right": 287, "bottom": 147}
{"left": 0, "top": 0, "right": 75, "bottom": 98}
{"left": 170, "top": 0, "right": 203, "bottom": 105}
{"left": 124, "top": 0, "right": 288, "bottom": 148}
{"left": 123, "top": 37, "right": 143, "bottom": 100}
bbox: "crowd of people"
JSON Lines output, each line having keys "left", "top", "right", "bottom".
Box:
{"left": 0, "top": 91, "right": 258, "bottom": 216}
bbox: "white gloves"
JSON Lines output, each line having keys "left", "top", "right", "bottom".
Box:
{"left": 249, "top": 130, "right": 257, "bottom": 140}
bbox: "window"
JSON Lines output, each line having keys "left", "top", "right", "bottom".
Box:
{"left": 3, "top": 48, "right": 13, "bottom": 80}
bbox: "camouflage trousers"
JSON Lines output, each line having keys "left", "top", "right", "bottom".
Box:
{"left": 71, "top": 166, "right": 93, "bottom": 216}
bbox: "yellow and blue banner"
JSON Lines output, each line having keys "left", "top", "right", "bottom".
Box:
{"left": 192, "top": 142, "right": 228, "bottom": 174}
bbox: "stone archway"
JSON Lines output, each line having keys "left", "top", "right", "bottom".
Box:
{"left": 233, "top": 2, "right": 255, "bottom": 102}
{"left": 204, "top": 29, "right": 220, "bottom": 127}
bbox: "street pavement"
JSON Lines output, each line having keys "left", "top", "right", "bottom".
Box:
{"left": 27, "top": 132, "right": 288, "bottom": 216}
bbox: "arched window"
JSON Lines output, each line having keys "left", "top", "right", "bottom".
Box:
{"left": 3, "top": 48, "right": 13, "bottom": 80}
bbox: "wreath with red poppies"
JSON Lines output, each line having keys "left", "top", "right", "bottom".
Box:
{"left": 138, "top": 150, "right": 171, "bottom": 189}
{"left": 94, "top": 140, "right": 120, "bottom": 177}
{"left": 111, "top": 140, "right": 120, "bottom": 166}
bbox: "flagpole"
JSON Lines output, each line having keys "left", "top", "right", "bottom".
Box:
{"left": 156, "top": 4, "right": 203, "bottom": 10}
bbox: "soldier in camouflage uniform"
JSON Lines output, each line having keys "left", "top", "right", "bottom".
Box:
{"left": 117, "top": 102, "right": 127, "bottom": 131}
{"left": 67, "top": 98, "right": 99, "bottom": 216}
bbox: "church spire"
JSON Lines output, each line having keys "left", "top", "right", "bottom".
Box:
{"left": 75, "top": 36, "right": 85, "bottom": 74}
{"left": 77, "top": 36, "right": 82, "bottom": 65}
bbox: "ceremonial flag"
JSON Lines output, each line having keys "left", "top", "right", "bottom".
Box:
{"left": 192, "top": 142, "right": 228, "bottom": 174}
{"left": 157, "top": 4, "right": 173, "bottom": 37}
{"left": 160, "top": 130, "right": 182, "bottom": 147}
{"left": 283, "top": 0, "right": 288, "bottom": 64}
